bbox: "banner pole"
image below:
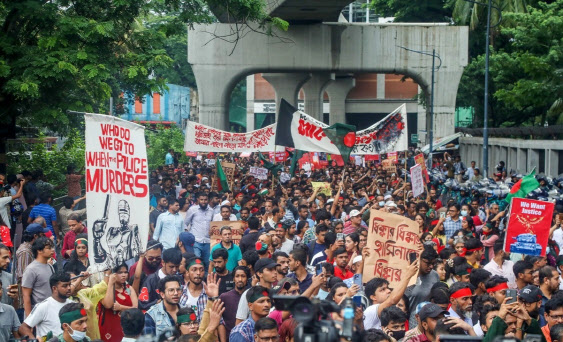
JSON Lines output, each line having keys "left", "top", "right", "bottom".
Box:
{"left": 272, "top": 146, "right": 277, "bottom": 193}
{"left": 404, "top": 151, "right": 408, "bottom": 203}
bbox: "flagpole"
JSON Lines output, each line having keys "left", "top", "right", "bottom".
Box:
{"left": 272, "top": 146, "right": 277, "bottom": 193}
{"left": 404, "top": 151, "right": 408, "bottom": 203}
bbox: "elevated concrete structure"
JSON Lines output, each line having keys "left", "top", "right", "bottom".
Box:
{"left": 210, "top": 0, "right": 355, "bottom": 24}
{"left": 188, "top": 22, "right": 468, "bottom": 138}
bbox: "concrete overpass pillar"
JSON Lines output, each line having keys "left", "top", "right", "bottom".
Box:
{"left": 262, "top": 73, "right": 312, "bottom": 120}
{"left": 302, "top": 73, "right": 335, "bottom": 120}
{"left": 192, "top": 66, "right": 239, "bottom": 130}
{"left": 326, "top": 77, "right": 356, "bottom": 124}
{"left": 423, "top": 70, "right": 464, "bottom": 139}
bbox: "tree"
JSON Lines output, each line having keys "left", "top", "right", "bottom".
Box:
{"left": 0, "top": 0, "right": 277, "bottom": 173}
{"left": 369, "top": 0, "right": 452, "bottom": 22}
{"left": 456, "top": 0, "right": 563, "bottom": 128}
{"left": 146, "top": 124, "right": 189, "bottom": 170}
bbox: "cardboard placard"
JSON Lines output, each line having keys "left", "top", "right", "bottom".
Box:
{"left": 210, "top": 221, "right": 244, "bottom": 248}
{"left": 249, "top": 166, "right": 269, "bottom": 180}
{"left": 363, "top": 210, "right": 422, "bottom": 286}
{"left": 414, "top": 153, "right": 430, "bottom": 183}
{"left": 311, "top": 182, "right": 332, "bottom": 196}
{"left": 503, "top": 198, "right": 554, "bottom": 257}
{"left": 221, "top": 162, "right": 236, "bottom": 185}
{"left": 381, "top": 159, "right": 397, "bottom": 173}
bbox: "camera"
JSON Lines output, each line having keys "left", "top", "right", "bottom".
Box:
{"left": 273, "top": 295, "right": 343, "bottom": 342}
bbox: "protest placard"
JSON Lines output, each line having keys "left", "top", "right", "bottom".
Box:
{"left": 249, "top": 166, "right": 269, "bottom": 180}
{"left": 363, "top": 210, "right": 421, "bottom": 286}
{"left": 185, "top": 151, "right": 197, "bottom": 157}
{"left": 381, "top": 159, "right": 397, "bottom": 173}
{"left": 206, "top": 159, "right": 216, "bottom": 166}
{"left": 221, "top": 162, "right": 236, "bottom": 185}
{"left": 387, "top": 152, "right": 398, "bottom": 164}
{"left": 503, "top": 198, "right": 554, "bottom": 257}
{"left": 85, "top": 114, "right": 149, "bottom": 273}
{"left": 414, "top": 153, "right": 430, "bottom": 183}
{"left": 210, "top": 221, "right": 245, "bottom": 248}
{"left": 185, "top": 121, "right": 276, "bottom": 152}
{"left": 410, "top": 164, "right": 425, "bottom": 198}
{"left": 311, "top": 182, "right": 332, "bottom": 196}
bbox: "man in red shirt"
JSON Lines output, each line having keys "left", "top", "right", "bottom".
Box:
{"left": 333, "top": 247, "right": 354, "bottom": 280}
{"left": 62, "top": 213, "right": 87, "bottom": 258}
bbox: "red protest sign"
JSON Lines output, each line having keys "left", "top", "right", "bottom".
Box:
{"left": 387, "top": 152, "right": 398, "bottom": 164}
{"left": 504, "top": 198, "right": 554, "bottom": 257}
{"left": 365, "top": 155, "right": 379, "bottom": 161}
{"left": 185, "top": 151, "right": 197, "bottom": 157}
{"left": 275, "top": 151, "right": 287, "bottom": 162}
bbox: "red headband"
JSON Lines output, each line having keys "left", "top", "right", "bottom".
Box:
{"left": 450, "top": 288, "right": 473, "bottom": 299}
{"left": 486, "top": 283, "right": 508, "bottom": 293}
{"left": 460, "top": 247, "right": 482, "bottom": 257}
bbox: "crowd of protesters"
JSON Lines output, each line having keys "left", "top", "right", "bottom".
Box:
{"left": 1, "top": 147, "right": 563, "bottom": 342}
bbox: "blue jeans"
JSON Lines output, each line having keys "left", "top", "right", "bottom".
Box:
{"left": 193, "top": 242, "right": 210, "bottom": 271}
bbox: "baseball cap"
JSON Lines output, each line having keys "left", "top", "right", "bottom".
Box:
{"left": 25, "top": 223, "right": 49, "bottom": 234}
{"left": 254, "top": 258, "right": 280, "bottom": 273}
{"left": 384, "top": 194, "right": 392, "bottom": 200}
{"left": 386, "top": 201, "right": 397, "bottom": 208}
{"left": 518, "top": 285, "right": 542, "bottom": 303}
{"left": 419, "top": 303, "right": 449, "bottom": 321}
{"left": 415, "top": 302, "right": 431, "bottom": 315}
{"left": 349, "top": 209, "right": 361, "bottom": 217}
{"left": 272, "top": 281, "right": 291, "bottom": 294}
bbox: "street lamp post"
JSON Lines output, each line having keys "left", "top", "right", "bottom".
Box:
{"left": 463, "top": 0, "right": 501, "bottom": 177}
{"left": 397, "top": 46, "right": 441, "bottom": 169}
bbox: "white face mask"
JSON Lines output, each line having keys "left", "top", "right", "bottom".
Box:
{"left": 379, "top": 201, "right": 385, "bottom": 207}
{"left": 67, "top": 325, "right": 87, "bottom": 341}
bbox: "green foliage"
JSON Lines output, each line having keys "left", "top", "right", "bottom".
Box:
{"left": 145, "top": 125, "right": 188, "bottom": 170}
{"left": 456, "top": 0, "right": 563, "bottom": 127}
{"left": 6, "top": 130, "right": 86, "bottom": 197}
{"left": 369, "top": 0, "right": 452, "bottom": 22}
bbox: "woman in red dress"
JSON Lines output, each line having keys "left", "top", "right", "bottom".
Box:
{"left": 99, "top": 263, "right": 138, "bottom": 342}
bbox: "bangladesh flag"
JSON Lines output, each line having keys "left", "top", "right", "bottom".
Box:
{"left": 289, "top": 149, "right": 305, "bottom": 177}
{"left": 216, "top": 160, "right": 229, "bottom": 192}
{"left": 258, "top": 152, "right": 282, "bottom": 174}
{"left": 322, "top": 123, "right": 357, "bottom": 162}
{"left": 504, "top": 168, "right": 540, "bottom": 204}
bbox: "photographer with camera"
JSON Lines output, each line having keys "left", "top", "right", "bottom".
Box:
{"left": 482, "top": 296, "right": 541, "bottom": 342}
{"left": 0, "top": 177, "right": 25, "bottom": 233}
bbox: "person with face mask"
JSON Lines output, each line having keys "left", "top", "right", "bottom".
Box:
{"left": 49, "top": 303, "right": 89, "bottom": 342}
{"left": 448, "top": 282, "right": 474, "bottom": 325}
{"left": 381, "top": 306, "right": 408, "bottom": 340}
{"left": 138, "top": 247, "right": 182, "bottom": 311}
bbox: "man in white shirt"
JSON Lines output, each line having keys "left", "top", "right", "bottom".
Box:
{"left": 363, "top": 258, "right": 419, "bottom": 329}
{"left": 483, "top": 240, "right": 516, "bottom": 288}
{"left": 212, "top": 205, "right": 237, "bottom": 222}
{"left": 0, "top": 179, "right": 25, "bottom": 230}
{"left": 18, "top": 272, "right": 73, "bottom": 340}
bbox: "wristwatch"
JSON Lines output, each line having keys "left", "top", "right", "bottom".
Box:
{"left": 209, "top": 296, "right": 219, "bottom": 301}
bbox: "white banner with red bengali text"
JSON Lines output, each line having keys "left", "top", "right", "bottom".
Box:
{"left": 184, "top": 121, "right": 276, "bottom": 152}
{"left": 276, "top": 100, "right": 408, "bottom": 155}
{"left": 85, "top": 114, "right": 149, "bottom": 273}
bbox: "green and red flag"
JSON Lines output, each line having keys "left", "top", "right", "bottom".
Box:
{"left": 504, "top": 168, "right": 540, "bottom": 204}
{"left": 322, "top": 123, "right": 357, "bottom": 162}
{"left": 216, "top": 160, "right": 230, "bottom": 192}
{"left": 258, "top": 152, "right": 282, "bottom": 174}
{"left": 289, "top": 149, "right": 305, "bottom": 177}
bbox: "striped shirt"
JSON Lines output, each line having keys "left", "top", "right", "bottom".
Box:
{"left": 184, "top": 205, "right": 214, "bottom": 243}
{"left": 16, "top": 242, "right": 33, "bottom": 280}
{"left": 29, "top": 204, "right": 57, "bottom": 235}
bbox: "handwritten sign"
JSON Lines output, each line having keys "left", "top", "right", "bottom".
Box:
{"left": 312, "top": 182, "right": 332, "bottom": 196}
{"left": 249, "top": 167, "right": 268, "bottom": 180}
{"left": 381, "top": 159, "right": 397, "bottom": 174}
{"left": 363, "top": 210, "right": 421, "bottom": 286}
{"left": 414, "top": 153, "right": 429, "bottom": 183}
{"left": 184, "top": 121, "right": 276, "bottom": 152}
{"left": 410, "top": 164, "right": 425, "bottom": 198}
{"left": 221, "top": 162, "right": 236, "bottom": 185}
{"left": 84, "top": 114, "right": 148, "bottom": 273}
{"left": 503, "top": 198, "right": 554, "bottom": 257}
{"left": 210, "top": 221, "right": 245, "bottom": 249}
